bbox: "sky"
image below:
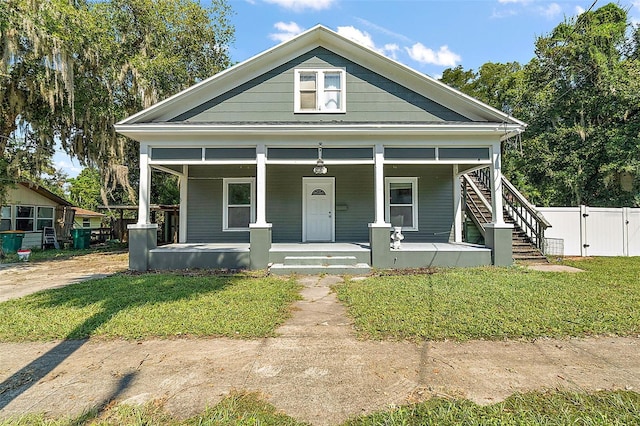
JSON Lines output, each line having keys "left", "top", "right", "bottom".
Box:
{"left": 53, "top": 0, "right": 640, "bottom": 178}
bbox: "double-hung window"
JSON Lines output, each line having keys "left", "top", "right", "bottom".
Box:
{"left": 295, "top": 69, "right": 346, "bottom": 113}
{"left": 385, "top": 177, "right": 418, "bottom": 231}
{"left": 223, "top": 178, "right": 255, "bottom": 231}
{"left": 15, "top": 206, "right": 35, "bottom": 232}
{"left": 37, "top": 207, "right": 54, "bottom": 230}
{"left": 0, "top": 206, "right": 11, "bottom": 231}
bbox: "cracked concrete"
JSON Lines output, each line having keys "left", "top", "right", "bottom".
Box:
{"left": 1, "top": 271, "right": 639, "bottom": 425}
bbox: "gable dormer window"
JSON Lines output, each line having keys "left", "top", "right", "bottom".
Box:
{"left": 295, "top": 69, "right": 346, "bottom": 113}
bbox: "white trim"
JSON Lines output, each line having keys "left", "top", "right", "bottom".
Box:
{"left": 255, "top": 144, "right": 268, "bottom": 226}
{"left": 294, "top": 68, "right": 346, "bottom": 113}
{"left": 266, "top": 159, "right": 374, "bottom": 165}
{"left": 138, "top": 144, "right": 151, "bottom": 224}
{"left": 385, "top": 177, "right": 419, "bottom": 231}
{"left": 374, "top": 144, "right": 385, "bottom": 225}
{"left": 179, "top": 165, "right": 188, "bottom": 243}
{"left": 453, "top": 165, "right": 463, "bottom": 243}
{"left": 302, "top": 177, "right": 335, "bottom": 242}
{"left": 222, "top": 178, "right": 256, "bottom": 232}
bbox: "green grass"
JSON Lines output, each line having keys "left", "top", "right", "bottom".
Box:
{"left": 0, "top": 241, "right": 127, "bottom": 264}
{"left": 335, "top": 257, "right": 640, "bottom": 341}
{"left": 3, "top": 391, "right": 637, "bottom": 425}
{"left": 0, "top": 272, "right": 301, "bottom": 341}
{"left": 345, "top": 390, "right": 640, "bottom": 425}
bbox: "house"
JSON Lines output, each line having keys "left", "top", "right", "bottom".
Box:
{"left": 115, "top": 25, "right": 524, "bottom": 272}
{"left": 72, "top": 207, "right": 105, "bottom": 229}
{"left": 1, "top": 182, "right": 74, "bottom": 249}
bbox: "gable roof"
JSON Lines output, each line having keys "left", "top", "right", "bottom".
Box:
{"left": 17, "top": 182, "right": 73, "bottom": 206}
{"left": 116, "top": 25, "right": 524, "bottom": 135}
{"left": 72, "top": 207, "right": 105, "bottom": 217}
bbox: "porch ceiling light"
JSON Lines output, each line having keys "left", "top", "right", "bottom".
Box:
{"left": 313, "top": 142, "right": 328, "bottom": 175}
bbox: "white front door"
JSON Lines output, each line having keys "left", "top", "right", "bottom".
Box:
{"left": 303, "top": 177, "right": 335, "bottom": 242}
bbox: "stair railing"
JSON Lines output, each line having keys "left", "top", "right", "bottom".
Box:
{"left": 470, "top": 168, "right": 551, "bottom": 251}
{"left": 461, "top": 174, "right": 491, "bottom": 237}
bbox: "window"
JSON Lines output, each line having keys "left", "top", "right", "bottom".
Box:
{"left": 0, "top": 206, "right": 11, "bottom": 231}
{"left": 37, "top": 207, "right": 54, "bottom": 231}
{"left": 385, "top": 177, "right": 418, "bottom": 231}
{"left": 223, "top": 178, "right": 255, "bottom": 231}
{"left": 15, "top": 206, "right": 35, "bottom": 231}
{"left": 295, "top": 69, "right": 345, "bottom": 113}
{"left": 83, "top": 218, "right": 91, "bottom": 228}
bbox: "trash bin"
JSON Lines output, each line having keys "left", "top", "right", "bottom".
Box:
{"left": 72, "top": 228, "right": 92, "bottom": 249}
{"left": 0, "top": 231, "right": 25, "bottom": 254}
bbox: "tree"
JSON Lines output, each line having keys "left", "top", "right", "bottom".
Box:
{"left": 68, "top": 168, "right": 103, "bottom": 211}
{"left": 1, "top": 0, "right": 234, "bottom": 204}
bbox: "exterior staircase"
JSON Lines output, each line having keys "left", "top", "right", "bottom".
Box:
{"left": 463, "top": 169, "right": 551, "bottom": 262}
{"left": 269, "top": 255, "right": 371, "bottom": 275}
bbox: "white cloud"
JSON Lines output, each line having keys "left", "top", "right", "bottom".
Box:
{"left": 383, "top": 43, "right": 400, "bottom": 60}
{"left": 491, "top": 8, "right": 518, "bottom": 19}
{"left": 405, "top": 43, "right": 461, "bottom": 67}
{"left": 498, "top": 0, "right": 531, "bottom": 3}
{"left": 540, "top": 2, "right": 562, "bottom": 19}
{"left": 337, "top": 26, "right": 377, "bottom": 51}
{"left": 354, "top": 17, "right": 412, "bottom": 43}
{"left": 263, "top": 0, "right": 336, "bottom": 12}
{"left": 575, "top": 5, "right": 585, "bottom": 15}
{"left": 269, "top": 21, "right": 304, "bottom": 42}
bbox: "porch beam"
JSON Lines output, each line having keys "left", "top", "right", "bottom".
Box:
{"left": 374, "top": 143, "right": 386, "bottom": 225}
{"left": 151, "top": 164, "right": 184, "bottom": 177}
{"left": 138, "top": 143, "right": 151, "bottom": 224}
{"left": 255, "top": 144, "right": 268, "bottom": 226}
{"left": 490, "top": 142, "right": 505, "bottom": 225}
{"left": 179, "top": 165, "right": 188, "bottom": 243}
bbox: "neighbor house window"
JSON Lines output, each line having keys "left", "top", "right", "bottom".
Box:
{"left": 83, "top": 218, "right": 91, "bottom": 228}
{"left": 295, "top": 69, "right": 346, "bottom": 113}
{"left": 36, "top": 206, "right": 54, "bottom": 231}
{"left": 385, "top": 177, "right": 418, "bottom": 231}
{"left": 223, "top": 178, "right": 255, "bottom": 231}
{"left": 15, "top": 206, "right": 35, "bottom": 231}
{"left": 0, "top": 206, "right": 11, "bottom": 231}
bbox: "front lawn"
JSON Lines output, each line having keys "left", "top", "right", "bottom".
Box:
{"left": 335, "top": 257, "right": 640, "bottom": 341}
{"left": 0, "top": 272, "right": 300, "bottom": 341}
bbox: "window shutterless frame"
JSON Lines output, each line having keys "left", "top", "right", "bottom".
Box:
{"left": 385, "top": 177, "right": 419, "bottom": 231}
{"left": 222, "top": 178, "right": 255, "bottom": 232}
{"left": 294, "top": 69, "right": 346, "bottom": 113}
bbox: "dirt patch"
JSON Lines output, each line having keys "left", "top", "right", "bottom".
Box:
{"left": 0, "top": 251, "right": 128, "bottom": 302}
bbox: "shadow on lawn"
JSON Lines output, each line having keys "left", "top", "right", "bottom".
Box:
{"left": 0, "top": 272, "right": 237, "bottom": 412}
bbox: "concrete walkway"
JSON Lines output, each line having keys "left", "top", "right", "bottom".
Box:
{"left": 0, "top": 275, "right": 639, "bottom": 425}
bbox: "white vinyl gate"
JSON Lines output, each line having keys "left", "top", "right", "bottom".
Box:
{"left": 537, "top": 206, "right": 640, "bottom": 257}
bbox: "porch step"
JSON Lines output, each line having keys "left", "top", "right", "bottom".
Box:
{"left": 270, "top": 255, "right": 371, "bottom": 275}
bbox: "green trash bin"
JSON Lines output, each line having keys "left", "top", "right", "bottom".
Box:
{"left": 0, "top": 231, "right": 25, "bottom": 254}
{"left": 72, "top": 228, "right": 92, "bottom": 249}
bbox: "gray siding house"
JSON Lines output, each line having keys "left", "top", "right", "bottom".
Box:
{"left": 116, "top": 25, "right": 524, "bottom": 272}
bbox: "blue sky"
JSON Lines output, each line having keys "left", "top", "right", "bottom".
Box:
{"left": 55, "top": 0, "right": 640, "bottom": 177}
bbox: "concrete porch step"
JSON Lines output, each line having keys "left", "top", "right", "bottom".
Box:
{"left": 283, "top": 255, "right": 358, "bottom": 266}
{"left": 269, "top": 256, "right": 371, "bottom": 275}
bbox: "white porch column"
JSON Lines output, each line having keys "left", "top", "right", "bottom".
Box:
{"left": 453, "top": 164, "right": 463, "bottom": 242}
{"left": 138, "top": 143, "right": 151, "bottom": 225}
{"left": 255, "top": 144, "right": 268, "bottom": 226}
{"left": 490, "top": 142, "right": 505, "bottom": 225}
{"left": 179, "top": 165, "right": 188, "bottom": 243}
{"left": 374, "top": 143, "right": 386, "bottom": 224}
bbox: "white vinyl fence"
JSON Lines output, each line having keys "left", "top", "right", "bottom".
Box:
{"left": 537, "top": 206, "right": 640, "bottom": 257}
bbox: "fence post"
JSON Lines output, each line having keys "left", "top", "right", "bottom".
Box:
{"left": 623, "top": 207, "right": 629, "bottom": 257}
{"left": 580, "top": 205, "right": 588, "bottom": 257}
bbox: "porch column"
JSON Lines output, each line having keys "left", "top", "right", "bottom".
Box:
{"left": 250, "top": 143, "right": 272, "bottom": 269}
{"left": 255, "top": 144, "right": 268, "bottom": 226}
{"left": 179, "top": 165, "right": 188, "bottom": 243}
{"left": 138, "top": 143, "right": 152, "bottom": 224}
{"left": 490, "top": 142, "right": 505, "bottom": 225}
{"left": 369, "top": 143, "right": 391, "bottom": 267}
{"left": 453, "top": 165, "right": 463, "bottom": 242}
{"left": 487, "top": 142, "right": 513, "bottom": 266}
{"left": 374, "top": 143, "right": 385, "bottom": 224}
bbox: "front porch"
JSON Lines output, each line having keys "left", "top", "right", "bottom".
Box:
{"left": 143, "top": 240, "right": 492, "bottom": 272}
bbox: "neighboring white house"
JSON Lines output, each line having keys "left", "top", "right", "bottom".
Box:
{"left": 1, "top": 182, "right": 74, "bottom": 249}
